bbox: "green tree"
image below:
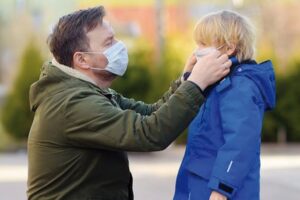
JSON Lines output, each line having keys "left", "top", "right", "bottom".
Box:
{"left": 277, "top": 62, "right": 300, "bottom": 141}
{"left": 112, "top": 40, "right": 154, "bottom": 102}
{"left": 262, "top": 61, "right": 300, "bottom": 142}
{"left": 1, "top": 42, "right": 43, "bottom": 139}
{"left": 261, "top": 76, "right": 284, "bottom": 142}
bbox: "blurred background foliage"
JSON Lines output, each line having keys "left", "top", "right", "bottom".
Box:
{"left": 1, "top": 42, "right": 43, "bottom": 138}
{"left": 112, "top": 39, "right": 154, "bottom": 101}
{"left": 0, "top": 0, "right": 300, "bottom": 150}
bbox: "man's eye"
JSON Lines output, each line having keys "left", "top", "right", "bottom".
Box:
{"left": 105, "top": 41, "right": 113, "bottom": 47}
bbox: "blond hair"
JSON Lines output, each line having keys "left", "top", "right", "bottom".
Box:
{"left": 194, "top": 10, "right": 255, "bottom": 62}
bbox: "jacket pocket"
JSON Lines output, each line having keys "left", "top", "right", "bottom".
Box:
{"left": 186, "top": 156, "right": 216, "bottom": 180}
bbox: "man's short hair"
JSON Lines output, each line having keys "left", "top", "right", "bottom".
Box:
{"left": 48, "top": 6, "right": 105, "bottom": 67}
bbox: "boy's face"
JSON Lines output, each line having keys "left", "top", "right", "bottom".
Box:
{"left": 195, "top": 42, "right": 236, "bottom": 59}
{"left": 194, "top": 42, "right": 224, "bottom": 60}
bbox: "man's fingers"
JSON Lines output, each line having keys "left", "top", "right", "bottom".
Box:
{"left": 223, "top": 59, "right": 232, "bottom": 69}
{"left": 208, "top": 49, "right": 221, "bottom": 58}
{"left": 190, "top": 55, "right": 197, "bottom": 64}
{"left": 217, "top": 54, "right": 229, "bottom": 64}
{"left": 221, "top": 67, "right": 230, "bottom": 76}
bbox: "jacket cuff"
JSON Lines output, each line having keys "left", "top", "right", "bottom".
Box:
{"left": 208, "top": 176, "right": 237, "bottom": 199}
{"left": 170, "top": 77, "right": 182, "bottom": 93}
{"left": 186, "top": 81, "right": 206, "bottom": 97}
{"left": 177, "top": 81, "right": 204, "bottom": 111}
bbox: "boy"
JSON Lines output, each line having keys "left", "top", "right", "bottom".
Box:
{"left": 174, "top": 10, "right": 276, "bottom": 200}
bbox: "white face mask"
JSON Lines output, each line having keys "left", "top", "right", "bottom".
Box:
{"left": 83, "top": 41, "right": 129, "bottom": 76}
{"left": 194, "top": 45, "right": 224, "bottom": 61}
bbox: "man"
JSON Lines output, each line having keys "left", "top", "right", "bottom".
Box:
{"left": 27, "top": 6, "right": 231, "bottom": 200}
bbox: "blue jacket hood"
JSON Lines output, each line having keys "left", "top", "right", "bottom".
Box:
{"left": 231, "top": 59, "right": 276, "bottom": 110}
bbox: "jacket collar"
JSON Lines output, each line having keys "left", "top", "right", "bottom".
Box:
{"left": 51, "top": 59, "right": 115, "bottom": 97}
{"left": 51, "top": 59, "right": 97, "bottom": 87}
{"left": 203, "top": 57, "right": 254, "bottom": 96}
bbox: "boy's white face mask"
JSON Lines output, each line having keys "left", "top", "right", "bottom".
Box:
{"left": 83, "top": 41, "right": 129, "bottom": 76}
{"left": 194, "top": 45, "right": 224, "bottom": 61}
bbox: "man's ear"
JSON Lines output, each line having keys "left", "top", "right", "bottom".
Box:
{"left": 226, "top": 43, "right": 236, "bottom": 56}
{"left": 73, "top": 52, "right": 90, "bottom": 70}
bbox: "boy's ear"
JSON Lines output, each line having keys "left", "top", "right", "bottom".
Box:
{"left": 226, "top": 43, "right": 236, "bottom": 56}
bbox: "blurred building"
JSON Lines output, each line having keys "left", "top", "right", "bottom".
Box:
{"left": 0, "top": 0, "right": 193, "bottom": 88}
{"left": 0, "top": 0, "right": 299, "bottom": 89}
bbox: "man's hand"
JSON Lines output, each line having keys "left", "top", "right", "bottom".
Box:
{"left": 209, "top": 191, "right": 227, "bottom": 200}
{"left": 183, "top": 53, "right": 197, "bottom": 74}
{"left": 187, "top": 50, "right": 231, "bottom": 90}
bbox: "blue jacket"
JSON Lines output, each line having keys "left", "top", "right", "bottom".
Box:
{"left": 174, "top": 59, "right": 276, "bottom": 200}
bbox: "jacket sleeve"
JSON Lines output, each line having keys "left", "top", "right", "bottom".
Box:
{"left": 63, "top": 81, "right": 203, "bottom": 152}
{"left": 112, "top": 78, "right": 182, "bottom": 116}
{"left": 208, "top": 76, "right": 264, "bottom": 198}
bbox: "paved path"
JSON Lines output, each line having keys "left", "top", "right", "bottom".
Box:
{"left": 1, "top": 144, "right": 300, "bottom": 200}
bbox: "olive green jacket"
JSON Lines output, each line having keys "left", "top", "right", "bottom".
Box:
{"left": 27, "top": 61, "right": 204, "bottom": 200}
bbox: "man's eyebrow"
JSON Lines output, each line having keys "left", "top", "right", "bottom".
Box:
{"left": 103, "top": 35, "right": 113, "bottom": 43}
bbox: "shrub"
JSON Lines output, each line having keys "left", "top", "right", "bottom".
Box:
{"left": 112, "top": 40, "right": 154, "bottom": 102}
{"left": 262, "top": 61, "right": 300, "bottom": 142}
{"left": 1, "top": 42, "right": 43, "bottom": 139}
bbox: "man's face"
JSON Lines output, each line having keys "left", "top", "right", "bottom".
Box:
{"left": 88, "top": 20, "right": 116, "bottom": 52}
{"left": 84, "top": 20, "right": 116, "bottom": 69}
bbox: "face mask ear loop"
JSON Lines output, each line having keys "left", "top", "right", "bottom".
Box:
{"left": 89, "top": 67, "right": 106, "bottom": 71}
{"left": 78, "top": 41, "right": 128, "bottom": 76}
{"left": 216, "top": 44, "right": 225, "bottom": 50}
{"left": 79, "top": 52, "right": 102, "bottom": 54}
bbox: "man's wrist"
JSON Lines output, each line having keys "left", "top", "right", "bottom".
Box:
{"left": 197, "top": 81, "right": 207, "bottom": 91}
{"left": 187, "top": 76, "right": 207, "bottom": 91}
{"left": 186, "top": 80, "right": 205, "bottom": 96}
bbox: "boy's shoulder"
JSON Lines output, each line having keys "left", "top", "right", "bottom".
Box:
{"left": 209, "top": 59, "right": 274, "bottom": 97}
{"left": 215, "top": 60, "right": 260, "bottom": 93}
